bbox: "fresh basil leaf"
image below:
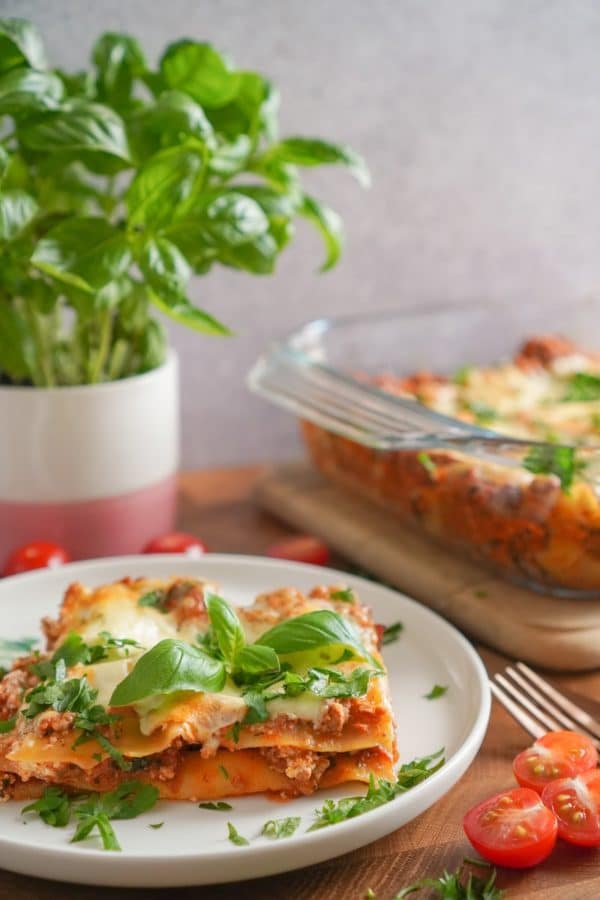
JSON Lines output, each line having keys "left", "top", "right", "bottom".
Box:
{"left": 32, "top": 217, "right": 132, "bottom": 292}
{"left": 0, "top": 190, "right": 37, "bottom": 241}
{"left": 307, "top": 666, "right": 374, "bottom": 699}
{"left": 160, "top": 40, "right": 239, "bottom": 108}
{"left": 256, "top": 609, "right": 371, "bottom": 665}
{"left": 18, "top": 99, "right": 131, "bottom": 163}
{"left": 209, "top": 135, "right": 252, "bottom": 176}
{"left": 128, "top": 89, "right": 214, "bottom": 161}
{"left": 0, "top": 146, "right": 8, "bottom": 184}
{"left": 193, "top": 191, "right": 269, "bottom": 246}
{"left": 299, "top": 193, "right": 343, "bottom": 271}
{"left": 0, "top": 67, "right": 63, "bottom": 116}
{"left": 261, "top": 137, "right": 370, "bottom": 187}
{"left": 207, "top": 72, "right": 277, "bottom": 142}
{"left": 217, "top": 231, "right": 279, "bottom": 275}
{"left": 139, "top": 236, "right": 191, "bottom": 303}
{"left": 261, "top": 816, "right": 300, "bottom": 839}
{"left": 0, "top": 18, "right": 47, "bottom": 74}
{"left": 233, "top": 645, "right": 280, "bottom": 681}
{"left": 147, "top": 287, "right": 231, "bottom": 336}
{"left": 206, "top": 593, "right": 246, "bottom": 666}
{"left": 92, "top": 32, "right": 146, "bottom": 109}
{"left": 109, "top": 639, "right": 226, "bottom": 706}
{"left": 126, "top": 142, "right": 206, "bottom": 229}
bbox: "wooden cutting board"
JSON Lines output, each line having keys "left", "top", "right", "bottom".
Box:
{"left": 255, "top": 462, "right": 600, "bottom": 672}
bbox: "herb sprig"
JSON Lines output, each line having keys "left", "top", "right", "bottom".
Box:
{"left": 22, "top": 781, "right": 159, "bottom": 851}
{"left": 309, "top": 749, "right": 445, "bottom": 830}
{"left": 523, "top": 444, "right": 586, "bottom": 492}
{"left": 394, "top": 857, "right": 503, "bottom": 899}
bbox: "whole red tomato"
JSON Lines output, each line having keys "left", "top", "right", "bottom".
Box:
{"left": 2, "top": 541, "right": 71, "bottom": 577}
{"left": 143, "top": 532, "right": 207, "bottom": 556}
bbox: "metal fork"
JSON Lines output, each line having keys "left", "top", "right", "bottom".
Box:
{"left": 490, "top": 662, "right": 600, "bottom": 750}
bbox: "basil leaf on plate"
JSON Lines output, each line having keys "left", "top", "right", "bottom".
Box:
{"left": 256, "top": 609, "right": 372, "bottom": 665}
{"left": 109, "top": 639, "right": 226, "bottom": 706}
{"left": 233, "top": 645, "right": 280, "bottom": 681}
{"left": 206, "top": 593, "right": 246, "bottom": 666}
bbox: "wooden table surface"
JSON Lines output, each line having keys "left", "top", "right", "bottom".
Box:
{"left": 3, "top": 466, "right": 599, "bottom": 900}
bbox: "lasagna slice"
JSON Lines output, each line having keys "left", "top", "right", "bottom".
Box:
{"left": 0, "top": 577, "right": 397, "bottom": 802}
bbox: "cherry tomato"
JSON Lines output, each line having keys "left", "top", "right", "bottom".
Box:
{"left": 143, "top": 532, "right": 207, "bottom": 556}
{"left": 266, "top": 536, "right": 330, "bottom": 566}
{"left": 463, "top": 787, "right": 558, "bottom": 868}
{"left": 513, "top": 730, "right": 598, "bottom": 793}
{"left": 542, "top": 770, "right": 600, "bottom": 847}
{"left": 2, "top": 541, "right": 71, "bottom": 577}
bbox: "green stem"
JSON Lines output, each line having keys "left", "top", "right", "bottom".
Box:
{"left": 89, "top": 309, "right": 113, "bottom": 384}
{"left": 23, "top": 300, "right": 55, "bottom": 387}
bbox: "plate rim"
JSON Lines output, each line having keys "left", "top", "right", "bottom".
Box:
{"left": 0, "top": 553, "right": 491, "bottom": 884}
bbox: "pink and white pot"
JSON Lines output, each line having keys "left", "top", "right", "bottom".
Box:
{"left": 0, "top": 353, "right": 179, "bottom": 564}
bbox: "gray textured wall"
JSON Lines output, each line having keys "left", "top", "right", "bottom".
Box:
{"left": 5, "top": 1, "right": 600, "bottom": 467}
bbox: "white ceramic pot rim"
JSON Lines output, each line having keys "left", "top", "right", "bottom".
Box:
{"left": 0, "top": 350, "right": 179, "bottom": 503}
{"left": 0, "top": 349, "right": 177, "bottom": 395}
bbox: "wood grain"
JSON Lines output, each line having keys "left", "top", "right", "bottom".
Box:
{"left": 255, "top": 462, "right": 600, "bottom": 671}
{"left": 1, "top": 465, "right": 598, "bottom": 899}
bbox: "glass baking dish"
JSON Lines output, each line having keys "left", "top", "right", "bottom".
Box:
{"left": 248, "top": 300, "right": 600, "bottom": 599}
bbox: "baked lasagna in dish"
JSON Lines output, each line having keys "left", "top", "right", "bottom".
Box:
{"left": 0, "top": 577, "right": 397, "bottom": 802}
{"left": 302, "top": 335, "right": 600, "bottom": 596}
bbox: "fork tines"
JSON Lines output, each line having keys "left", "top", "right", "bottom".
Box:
{"left": 490, "top": 662, "right": 600, "bottom": 749}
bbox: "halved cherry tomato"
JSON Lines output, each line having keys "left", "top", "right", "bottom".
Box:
{"left": 542, "top": 770, "right": 600, "bottom": 847}
{"left": 2, "top": 541, "right": 71, "bottom": 577}
{"left": 513, "top": 730, "right": 598, "bottom": 793}
{"left": 143, "top": 532, "right": 207, "bottom": 556}
{"left": 463, "top": 787, "right": 558, "bottom": 868}
{"left": 266, "top": 536, "right": 330, "bottom": 566}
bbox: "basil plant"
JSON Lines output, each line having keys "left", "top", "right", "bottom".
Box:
{"left": 0, "top": 18, "right": 369, "bottom": 386}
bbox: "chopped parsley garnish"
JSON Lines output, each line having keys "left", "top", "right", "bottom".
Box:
{"left": 393, "top": 857, "right": 503, "bottom": 899}
{"left": 417, "top": 452, "right": 437, "bottom": 476}
{"left": 330, "top": 588, "right": 355, "bottom": 603}
{"left": 199, "top": 801, "right": 232, "bottom": 811}
{"left": 523, "top": 444, "right": 586, "bottom": 492}
{"left": 463, "top": 401, "right": 498, "bottom": 424}
{"left": 424, "top": 684, "right": 448, "bottom": 700}
{"left": 452, "top": 366, "right": 472, "bottom": 386}
{"left": 22, "top": 781, "right": 159, "bottom": 851}
{"left": 308, "top": 749, "right": 444, "bottom": 830}
{"left": 0, "top": 716, "right": 16, "bottom": 733}
{"left": 149, "top": 822, "right": 164, "bottom": 829}
{"left": 22, "top": 786, "right": 72, "bottom": 827}
{"left": 72, "top": 781, "right": 159, "bottom": 851}
{"left": 219, "top": 765, "right": 229, "bottom": 780}
{"left": 261, "top": 816, "right": 301, "bottom": 839}
{"left": 227, "top": 821, "right": 249, "bottom": 846}
{"left": 137, "top": 589, "right": 168, "bottom": 611}
{"left": 381, "top": 622, "right": 403, "bottom": 646}
{"left": 563, "top": 372, "right": 600, "bottom": 403}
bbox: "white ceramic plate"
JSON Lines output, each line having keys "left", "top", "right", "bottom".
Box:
{"left": 0, "top": 555, "right": 490, "bottom": 887}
